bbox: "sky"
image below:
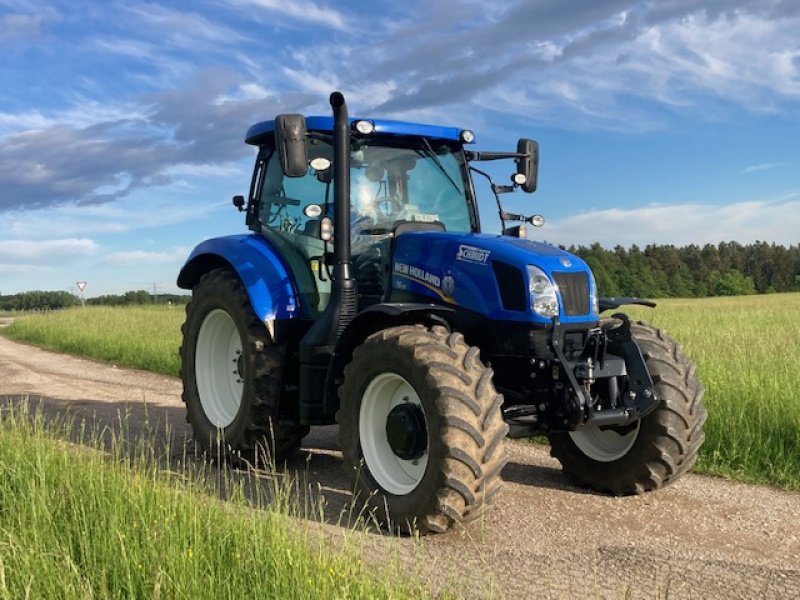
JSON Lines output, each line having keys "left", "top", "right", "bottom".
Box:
{"left": 1, "top": 0, "right": 799, "bottom": 296}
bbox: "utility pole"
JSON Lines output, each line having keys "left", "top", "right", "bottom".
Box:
{"left": 152, "top": 282, "right": 159, "bottom": 304}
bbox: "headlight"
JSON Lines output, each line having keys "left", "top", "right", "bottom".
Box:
{"left": 527, "top": 265, "right": 559, "bottom": 318}
{"left": 589, "top": 271, "right": 599, "bottom": 316}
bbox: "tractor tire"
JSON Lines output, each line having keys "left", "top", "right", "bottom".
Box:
{"left": 180, "top": 268, "right": 308, "bottom": 465}
{"left": 337, "top": 325, "right": 508, "bottom": 534}
{"left": 548, "top": 319, "right": 706, "bottom": 495}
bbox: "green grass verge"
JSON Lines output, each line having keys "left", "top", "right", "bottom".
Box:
{"left": 3, "top": 306, "right": 182, "bottom": 376}
{"left": 0, "top": 406, "right": 422, "bottom": 599}
{"left": 3, "top": 296, "right": 800, "bottom": 490}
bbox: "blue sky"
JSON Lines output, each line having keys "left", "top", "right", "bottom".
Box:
{"left": 1, "top": 0, "right": 798, "bottom": 296}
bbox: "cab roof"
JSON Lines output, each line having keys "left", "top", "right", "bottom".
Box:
{"left": 245, "top": 116, "right": 464, "bottom": 146}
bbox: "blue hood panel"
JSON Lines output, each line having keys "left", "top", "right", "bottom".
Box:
{"left": 391, "top": 232, "right": 598, "bottom": 324}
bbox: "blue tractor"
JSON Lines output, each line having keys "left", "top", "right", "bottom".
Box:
{"left": 178, "top": 92, "right": 706, "bottom": 534}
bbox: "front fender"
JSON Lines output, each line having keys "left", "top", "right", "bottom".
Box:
{"left": 177, "top": 234, "right": 306, "bottom": 321}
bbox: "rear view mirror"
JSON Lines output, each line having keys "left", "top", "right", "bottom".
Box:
{"left": 275, "top": 114, "right": 308, "bottom": 178}
{"left": 516, "top": 139, "right": 539, "bottom": 193}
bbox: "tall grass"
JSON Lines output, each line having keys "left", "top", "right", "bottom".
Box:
{"left": 3, "top": 306, "right": 182, "bottom": 376}
{"left": 0, "top": 405, "right": 421, "bottom": 599}
{"left": 3, "top": 296, "right": 800, "bottom": 489}
{"left": 625, "top": 293, "right": 800, "bottom": 490}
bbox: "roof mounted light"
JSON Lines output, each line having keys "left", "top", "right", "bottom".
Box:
{"left": 530, "top": 214, "right": 545, "bottom": 227}
{"left": 460, "top": 129, "right": 475, "bottom": 144}
{"left": 512, "top": 173, "right": 527, "bottom": 186}
{"left": 353, "top": 120, "right": 375, "bottom": 135}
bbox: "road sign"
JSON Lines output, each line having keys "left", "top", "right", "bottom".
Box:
{"left": 76, "top": 281, "right": 87, "bottom": 292}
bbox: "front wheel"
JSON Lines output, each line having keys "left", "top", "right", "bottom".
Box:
{"left": 180, "top": 269, "right": 308, "bottom": 464}
{"left": 548, "top": 319, "right": 706, "bottom": 495}
{"left": 337, "top": 325, "right": 508, "bottom": 534}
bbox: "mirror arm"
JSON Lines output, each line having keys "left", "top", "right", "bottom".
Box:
{"left": 470, "top": 165, "right": 509, "bottom": 231}
{"left": 466, "top": 151, "right": 526, "bottom": 161}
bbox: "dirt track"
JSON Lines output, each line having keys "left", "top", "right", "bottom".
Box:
{"left": 0, "top": 331, "right": 798, "bottom": 599}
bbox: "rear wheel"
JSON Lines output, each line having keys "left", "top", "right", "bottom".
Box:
{"left": 548, "top": 319, "right": 706, "bottom": 495}
{"left": 338, "top": 325, "right": 508, "bottom": 534}
{"left": 180, "top": 269, "right": 308, "bottom": 464}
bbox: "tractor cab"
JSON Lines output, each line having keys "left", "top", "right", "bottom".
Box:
{"left": 241, "top": 118, "right": 480, "bottom": 314}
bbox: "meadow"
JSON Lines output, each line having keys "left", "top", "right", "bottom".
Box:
{"left": 4, "top": 294, "right": 799, "bottom": 490}
{"left": 3, "top": 305, "right": 183, "bottom": 376}
{"left": 0, "top": 406, "right": 422, "bottom": 599}
{"left": 624, "top": 293, "right": 800, "bottom": 489}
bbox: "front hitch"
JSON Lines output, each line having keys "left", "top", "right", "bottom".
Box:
{"left": 552, "top": 315, "right": 660, "bottom": 429}
{"left": 584, "top": 313, "right": 659, "bottom": 427}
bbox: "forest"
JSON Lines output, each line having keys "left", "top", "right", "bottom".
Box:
{"left": 571, "top": 241, "right": 799, "bottom": 297}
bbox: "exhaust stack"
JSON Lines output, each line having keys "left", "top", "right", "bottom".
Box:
{"left": 298, "top": 91, "right": 357, "bottom": 422}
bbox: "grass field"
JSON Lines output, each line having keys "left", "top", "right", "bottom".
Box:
{"left": 3, "top": 305, "right": 183, "bottom": 376}
{"left": 3, "top": 294, "right": 800, "bottom": 491}
{"left": 624, "top": 293, "right": 800, "bottom": 490}
{"left": 0, "top": 406, "right": 422, "bottom": 599}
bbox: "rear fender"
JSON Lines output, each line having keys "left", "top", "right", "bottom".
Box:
{"left": 177, "top": 234, "right": 306, "bottom": 321}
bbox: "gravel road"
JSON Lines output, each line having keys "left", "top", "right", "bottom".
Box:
{"left": 0, "top": 331, "right": 798, "bottom": 599}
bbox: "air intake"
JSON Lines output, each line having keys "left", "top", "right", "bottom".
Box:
{"left": 491, "top": 261, "right": 526, "bottom": 312}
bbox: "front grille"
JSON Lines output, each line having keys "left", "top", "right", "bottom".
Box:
{"left": 552, "top": 271, "right": 589, "bottom": 316}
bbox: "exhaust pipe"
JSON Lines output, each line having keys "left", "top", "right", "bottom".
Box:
{"left": 298, "top": 91, "right": 357, "bottom": 422}
{"left": 312, "top": 91, "right": 357, "bottom": 339}
{"left": 330, "top": 92, "right": 353, "bottom": 281}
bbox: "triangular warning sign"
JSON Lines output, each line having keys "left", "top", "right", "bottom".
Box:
{"left": 76, "top": 281, "right": 87, "bottom": 292}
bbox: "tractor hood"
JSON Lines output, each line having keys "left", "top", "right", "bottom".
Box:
{"left": 390, "top": 231, "right": 599, "bottom": 325}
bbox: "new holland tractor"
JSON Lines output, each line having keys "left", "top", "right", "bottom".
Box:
{"left": 177, "top": 92, "right": 706, "bottom": 534}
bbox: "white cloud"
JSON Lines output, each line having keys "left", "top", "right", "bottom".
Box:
{"left": 743, "top": 162, "right": 786, "bottom": 174}
{"left": 0, "top": 238, "right": 98, "bottom": 262}
{"left": 0, "top": 101, "right": 148, "bottom": 137}
{"left": 94, "top": 37, "right": 155, "bottom": 60}
{"left": 214, "top": 82, "right": 270, "bottom": 105}
{"left": 0, "top": 7, "right": 57, "bottom": 42}
{"left": 105, "top": 246, "right": 191, "bottom": 266}
{"left": 125, "top": 3, "right": 246, "bottom": 46}
{"left": 0, "top": 198, "right": 227, "bottom": 239}
{"left": 546, "top": 196, "right": 800, "bottom": 247}
{"left": 228, "top": 0, "right": 348, "bottom": 30}
{"left": 315, "top": 3, "right": 800, "bottom": 130}
{"left": 0, "top": 263, "right": 49, "bottom": 274}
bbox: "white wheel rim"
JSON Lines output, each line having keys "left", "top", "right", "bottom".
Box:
{"left": 195, "top": 309, "right": 244, "bottom": 428}
{"left": 359, "top": 372, "right": 428, "bottom": 495}
{"left": 569, "top": 421, "right": 640, "bottom": 463}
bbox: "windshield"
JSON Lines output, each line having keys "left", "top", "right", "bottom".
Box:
{"left": 258, "top": 137, "right": 472, "bottom": 237}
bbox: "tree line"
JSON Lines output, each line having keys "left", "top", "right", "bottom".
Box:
{"left": 0, "top": 290, "right": 78, "bottom": 311}
{"left": 571, "top": 241, "right": 800, "bottom": 298}
{"left": 1, "top": 290, "right": 189, "bottom": 311}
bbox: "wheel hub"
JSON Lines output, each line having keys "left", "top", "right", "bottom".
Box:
{"left": 236, "top": 354, "right": 245, "bottom": 380}
{"left": 385, "top": 403, "right": 428, "bottom": 460}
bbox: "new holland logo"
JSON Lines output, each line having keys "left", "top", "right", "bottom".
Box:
{"left": 441, "top": 275, "right": 455, "bottom": 297}
{"left": 456, "top": 245, "right": 490, "bottom": 264}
